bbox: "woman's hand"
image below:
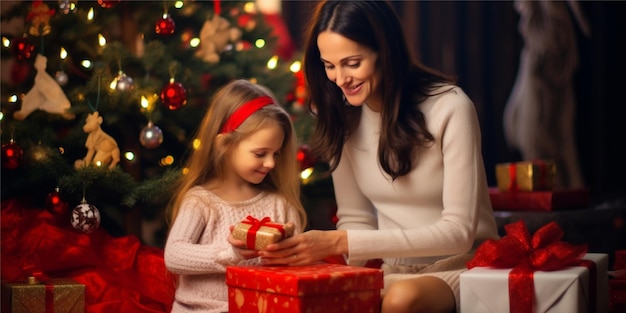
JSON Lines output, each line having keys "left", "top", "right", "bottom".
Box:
{"left": 259, "top": 230, "right": 347, "bottom": 266}
{"left": 228, "top": 225, "right": 260, "bottom": 260}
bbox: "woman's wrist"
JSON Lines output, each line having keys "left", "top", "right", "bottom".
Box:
{"left": 333, "top": 230, "right": 349, "bottom": 255}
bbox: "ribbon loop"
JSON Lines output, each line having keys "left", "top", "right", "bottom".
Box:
{"left": 467, "top": 220, "right": 588, "bottom": 313}
{"left": 241, "top": 215, "right": 286, "bottom": 249}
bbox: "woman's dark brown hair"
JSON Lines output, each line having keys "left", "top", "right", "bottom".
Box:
{"left": 303, "top": 0, "right": 454, "bottom": 180}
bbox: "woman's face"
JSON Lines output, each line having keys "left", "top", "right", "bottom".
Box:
{"left": 317, "top": 31, "right": 381, "bottom": 111}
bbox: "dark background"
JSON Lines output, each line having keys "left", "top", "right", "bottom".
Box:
{"left": 282, "top": 1, "right": 626, "bottom": 205}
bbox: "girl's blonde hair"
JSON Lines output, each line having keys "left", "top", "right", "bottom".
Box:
{"left": 167, "top": 79, "right": 307, "bottom": 230}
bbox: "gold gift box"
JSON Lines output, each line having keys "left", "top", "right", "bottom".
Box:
{"left": 1, "top": 277, "right": 85, "bottom": 313}
{"left": 496, "top": 160, "right": 556, "bottom": 191}
{"left": 232, "top": 219, "right": 294, "bottom": 250}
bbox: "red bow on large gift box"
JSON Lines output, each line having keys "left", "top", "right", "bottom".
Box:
{"left": 466, "top": 220, "right": 598, "bottom": 313}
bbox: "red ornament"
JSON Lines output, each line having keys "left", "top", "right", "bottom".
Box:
{"left": 297, "top": 144, "right": 317, "bottom": 170}
{"left": 46, "top": 187, "right": 68, "bottom": 215}
{"left": 97, "top": 0, "right": 120, "bottom": 9}
{"left": 11, "top": 38, "right": 35, "bottom": 61}
{"left": 155, "top": 14, "right": 175, "bottom": 36}
{"left": 160, "top": 81, "right": 187, "bottom": 110}
{"left": 10, "top": 60, "right": 31, "bottom": 86}
{"left": 2, "top": 140, "right": 24, "bottom": 170}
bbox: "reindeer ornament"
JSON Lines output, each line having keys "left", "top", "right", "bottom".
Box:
{"left": 74, "top": 111, "right": 120, "bottom": 170}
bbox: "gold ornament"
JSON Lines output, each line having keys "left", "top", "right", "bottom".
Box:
{"left": 27, "top": 0, "right": 55, "bottom": 36}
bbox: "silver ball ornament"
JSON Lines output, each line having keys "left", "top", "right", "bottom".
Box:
{"left": 58, "top": 0, "right": 77, "bottom": 14}
{"left": 115, "top": 72, "right": 134, "bottom": 91}
{"left": 139, "top": 122, "right": 164, "bottom": 149}
{"left": 71, "top": 201, "right": 101, "bottom": 233}
{"left": 55, "top": 71, "right": 69, "bottom": 86}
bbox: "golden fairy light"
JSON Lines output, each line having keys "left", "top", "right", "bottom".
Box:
{"left": 243, "top": 2, "right": 257, "bottom": 13}
{"left": 2, "top": 37, "right": 10, "bottom": 48}
{"left": 98, "top": 34, "right": 106, "bottom": 47}
{"left": 189, "top": 37, "right": 200, "bottom": 48}
{"left": 141, "top": 96, "right": 150, "bottom": 110}
{"left": 267, "top": 55, "right": 278, "bottom": 70}
{"left": 9, "top": 94, "right": 18, "bottom": 102}
{"left": 290, "top": 60, "right": 301, "bottom": 73}
{"left": 124, "top": 152, "right": 135, "bottom": 161}
{"left": 81, "top": 60, "right": 92, "bottom": 68}
{"left": 255, "top": 39, "right": 266, "bottom": 48}
{"left": 60, "top": 47, "right": 67, "bottom": 60}
{"left": 87, "top": 7, "right": 94, "bottom": 21}
{"left": 192, "top": 138, "right": 201, "bottom": 150}
{"left": 160, "top": 155, "right": 175, "bottom": 166}
{"left": 174, "top": 1, "right": 184, "bottom": 9}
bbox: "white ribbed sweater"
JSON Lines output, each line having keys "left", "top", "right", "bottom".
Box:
{"left": 334, "top": 86, "right": 499, "bottom": 266}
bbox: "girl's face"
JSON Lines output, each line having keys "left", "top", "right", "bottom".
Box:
{"left": 317, "top": 30, "right": 381, "bottom": 111}
{"left": 228, "top": 123, "right": 285, "bottom": 185}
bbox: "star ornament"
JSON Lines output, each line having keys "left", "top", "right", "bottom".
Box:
{"left": 27, "top": 0, "right": 55, "bottom": 36}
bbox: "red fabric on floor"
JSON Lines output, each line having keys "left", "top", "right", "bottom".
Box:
{"left": 1, "top": 199, "right": 175, "bottom": 313}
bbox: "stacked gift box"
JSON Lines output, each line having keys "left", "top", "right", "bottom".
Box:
{"left": 490, "top": 159, "right": 590, "bottom": 211}
{"left": 610, "top": 250, "right": 626, "bottom": 312}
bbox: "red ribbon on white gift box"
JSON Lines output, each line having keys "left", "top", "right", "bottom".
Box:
{"left": 467, "top": 220, "right": 592, "bottom": 313}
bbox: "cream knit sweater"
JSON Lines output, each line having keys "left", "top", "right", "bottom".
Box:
{"left": 334, "top": 86, "right": 499, "bottom": 267}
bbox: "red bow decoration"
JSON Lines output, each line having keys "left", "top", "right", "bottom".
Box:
{"left": 467, "top": 220, "right": 588, "bottom": 313}
{"left": 20, "top": 264, "right": 55, "bottom": 313}
{"left": 241, "top": 215, "right": 286, "bottom": 250}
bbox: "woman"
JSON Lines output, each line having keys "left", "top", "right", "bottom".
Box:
{"left": 257, "top": 1, "right": 499, "bottom": 312}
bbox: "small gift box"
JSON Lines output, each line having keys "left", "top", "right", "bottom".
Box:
{"left": 226, "top": 263, "right": 384, "bottom": 313}
{"left": 496, "top": 160, "right": 556, "bottom": 191}
{"left": 231, "top": 215, "right": 294, "bottom": 250}
{"left": 488, "top": 187, "right": 590, "bottom": 211}
{"left": 460, "top": 220, "right": 608, "bottom": 313}
{"left": 1, "top": 276, "right": 85, "bottom": 313}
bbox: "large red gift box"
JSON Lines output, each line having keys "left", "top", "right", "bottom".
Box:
{"left": 226, "top": 263, "right": 383, "bottom": 313}
{"left": 489, "top": 187, "right": 590, "bottom": 211}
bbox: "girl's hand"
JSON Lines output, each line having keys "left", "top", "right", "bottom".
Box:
{"left": 259, "top": 230, "right": 347, "bottom": 266}
{"left": 228, "top": 225, "right": 260, "bottom": 260}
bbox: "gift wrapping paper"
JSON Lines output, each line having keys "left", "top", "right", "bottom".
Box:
{"left": 1, "top": 277, "right": 85, "bottom": 313}
{"left": 231, "top": 216, "right": 294, "bottom": 250}
{"left": 460, "top": 253, "right": 608, "bottom": 313}
{"left": 496, "top": 160, "right": 556, "bottom": 191}
{"left": 226, "top": 263, "right": 384, "bottom": 313}
{"left": 488, "top": 187, "right": 590, "bottom": 211}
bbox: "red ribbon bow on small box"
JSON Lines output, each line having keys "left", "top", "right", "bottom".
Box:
{"left": 239, "top": 215, "right": 288, "bottom": 250}
{"left": 467, "top": 220, "right": 591, "bottom": 313}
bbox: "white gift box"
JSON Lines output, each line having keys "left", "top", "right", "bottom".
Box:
{"left": 460, "top": 253, "right": 608, "bottom": 313}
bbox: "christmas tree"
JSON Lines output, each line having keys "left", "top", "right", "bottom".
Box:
{"left": 1, "top": 0, "right": 331, "bottom": 246}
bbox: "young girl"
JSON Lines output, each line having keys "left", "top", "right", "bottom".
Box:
{"left": 164, "top": 79, "right": 307, "bottom": 313}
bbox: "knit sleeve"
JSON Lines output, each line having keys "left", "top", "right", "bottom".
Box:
{"left": 164, "top": 195, "right": 241, "bottom": 274}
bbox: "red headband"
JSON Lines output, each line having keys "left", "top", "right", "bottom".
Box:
{"left": 220, "top": 96, "right": 275, "bottom": 133}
